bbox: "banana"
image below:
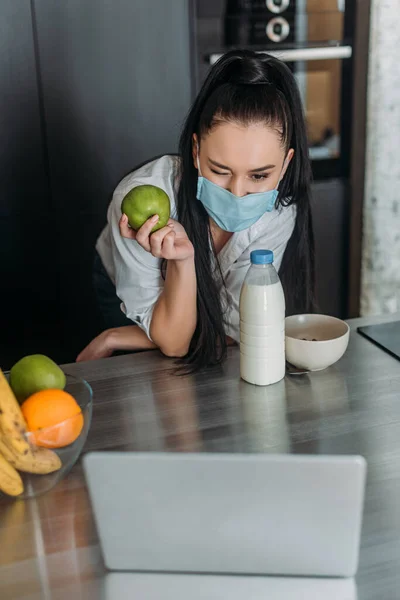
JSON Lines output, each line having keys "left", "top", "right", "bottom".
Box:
{"left": 0, "top": 369, "right": 62, "bottom": 474}
{"left": 0, "top": 436, "right": 61, "bottom": 475}
{"left": 0, "top": 452, "right": 24, "bottom": 496}
{"left": 0, "top": 368, "right": 31, "bottom": 455}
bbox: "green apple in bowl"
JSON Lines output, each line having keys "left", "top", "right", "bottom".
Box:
{"left": 10, "top": 354, "right": 66, "bottom": 404}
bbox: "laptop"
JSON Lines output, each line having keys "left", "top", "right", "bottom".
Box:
{"left": 83, "top": 452, "right": 366, "bottom": 578}
{"left": 358, "top": 321, "right": 400, "bottom": 361}
{"left": 104, "top": 573, "right": 357, "bottom": 600}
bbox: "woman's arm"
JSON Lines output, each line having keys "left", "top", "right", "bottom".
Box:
{"left": 119, "top": 214, "right": 197, "bottom": 357}
{"left": 150, "top": 256, "right": 197, "bottom": 357}
{"left": 77, "top": 216, "right": 197, "bottom": 363}
{"left": 76, "top": 325, "right": 157, "bottom": 362}
{"left": 76, "top": 320, "right": 235, "bottom": 362}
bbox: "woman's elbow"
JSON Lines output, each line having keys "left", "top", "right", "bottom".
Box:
{"left": 159, "top": 344, "right": 189, "bottom": 358}
{"left": 150, "top": 324, "right": 191, "bottom": 358}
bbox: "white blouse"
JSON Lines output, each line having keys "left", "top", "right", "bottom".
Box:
{"left": 96, "top": 155, "right": 296, "bottom": 343}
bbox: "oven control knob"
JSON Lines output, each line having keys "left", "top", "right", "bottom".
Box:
{"left": 266, "top": 17, "right": 290, "bottom": 42}
{"left": 266, "top": 0, "right": 290, "bottom": 14}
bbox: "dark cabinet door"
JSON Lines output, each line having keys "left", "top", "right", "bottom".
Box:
{"left": 0, "top": 0, "right": 49, "bottom": 218}
{"left": 32, "top": 0, "right": 193, "bottom": 357}
{"left": 33, "top": 0, "right": 193, "bottom": 216}
{"left": 0, "top": 1, "right": 59, "bottom": 369}
{"left": 312, "top": 179, "right": 348, "bottom": 318}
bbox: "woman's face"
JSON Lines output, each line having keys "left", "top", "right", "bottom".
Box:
{"left": 193, "top": 121, "right": 294, "bottom": 197}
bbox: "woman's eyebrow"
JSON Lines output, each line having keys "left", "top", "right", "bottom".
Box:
{"left": 249, "top": 164, "right": 276, "bottom": 172}
{"left": 208, "top": 158, "right": 231, "bottom": 170}
{"left": 208, "top": 158, "right": 276, "bottom": 172}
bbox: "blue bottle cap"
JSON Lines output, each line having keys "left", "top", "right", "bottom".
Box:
{"left": 250, "top": 249, "right": 274, "bottom": 265}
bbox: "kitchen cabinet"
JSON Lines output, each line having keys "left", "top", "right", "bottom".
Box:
{"left": 0, "top": 1, "right": 49, "bottom": 218}
{"left": 0, "top": 1, "right": 193, "bottom": 367}
{"left": 0, "top": 1, "right": 59, "bottom": 368}
{"left": 32, "top": 0, "right": 193, "bottom": 359}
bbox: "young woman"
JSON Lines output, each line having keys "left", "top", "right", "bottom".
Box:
{"left": 77, "top": 49, "right": 315, "bottom": 369}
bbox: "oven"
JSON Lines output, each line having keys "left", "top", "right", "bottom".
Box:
{"left": 194, "top": 0, "right": 355, "bottom": 180}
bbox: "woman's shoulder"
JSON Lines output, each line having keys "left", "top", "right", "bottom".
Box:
{"left": 113, "top": 155, "right": 180, "bottom": 215}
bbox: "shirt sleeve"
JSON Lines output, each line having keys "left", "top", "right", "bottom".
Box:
{"left": 109, "top": 190, "right": 164, "bottom": 341}
{"left": 224, "top": 205, "right": 297, "bottom": 343}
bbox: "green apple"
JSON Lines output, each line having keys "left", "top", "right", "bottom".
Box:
{"left": 10, "top": 354, "right": 66, "bottom": 403}
{"left": 121, "top": 185, "right": 171, "bottom": 233}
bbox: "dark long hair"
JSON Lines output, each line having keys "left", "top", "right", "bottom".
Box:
{"left": 177, "top": 49, "right": 315, "bottom": 371}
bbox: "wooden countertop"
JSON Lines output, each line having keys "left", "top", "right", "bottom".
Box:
{"left": 1, "top": 313, "right": 400, "bottom": 599}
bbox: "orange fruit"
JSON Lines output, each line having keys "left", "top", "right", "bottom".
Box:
{"left": 21, "top": 389, "right": 84, "bottom": 449}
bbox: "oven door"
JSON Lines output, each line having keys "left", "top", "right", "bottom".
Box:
{"left": 209, "top": 45, "right": 352, "bottom": 181}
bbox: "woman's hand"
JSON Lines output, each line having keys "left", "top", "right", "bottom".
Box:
{"left": 76, "top": 326, "right": 157, "bottom": 362}
{"left": 119, "top": 214, "right": 194, "bottom": 261}
{"left": 76, "top": 330, "right": 114, "bottom": 362}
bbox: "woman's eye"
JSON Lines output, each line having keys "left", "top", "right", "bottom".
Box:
{"left": 210, "top": 169, "right": 229, "bottom": 176}
{"left": 250, "top": 173, "right": 269, "bottom": 182}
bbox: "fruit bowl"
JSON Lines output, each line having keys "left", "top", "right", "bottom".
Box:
{"left": 1, "top": 374, "right": 93, "bottom": 500}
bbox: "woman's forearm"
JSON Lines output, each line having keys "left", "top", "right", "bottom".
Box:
{"left": 79, "top": 307, "right": 233, "bottom": 365}
{"left": 106, "top": 329, "right": 236, "bottom": 356}
{"left": 107, "top": 325, "right": 157, "bottom": 352}
{"left": 76, "top": 324, "right": 156, "bottom": 362}
{"left": 150, "top": 256, "right": 197, "bottom": 357}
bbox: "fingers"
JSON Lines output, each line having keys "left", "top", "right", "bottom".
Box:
{"left": 149, "top": 226, "right": 176, "bottom": 258}
{"left": 120, "top": 213, "right": 176, "bottom": 258}
{"left": 161, "top": 230, "right": 176, "bottom": 257}
{"left": 135, "top": 215, "right": 160, "bottom": 252}
{"left": 119, "top": 214, "right": 137, "bottom": 239}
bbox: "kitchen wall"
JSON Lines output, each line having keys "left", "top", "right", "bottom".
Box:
{"left": 361, "top": 0, "right": 400, "bottom": 315}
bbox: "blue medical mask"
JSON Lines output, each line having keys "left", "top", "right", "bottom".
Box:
{"left": 196, "top": 152, "right": 286, "bottom": 233}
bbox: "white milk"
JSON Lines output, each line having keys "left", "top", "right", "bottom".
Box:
{"left": 240, "top": 281, "right": 285, "bottom": 326}
{"left": 239, "top": 268, "right": 286, "bottom": 386}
